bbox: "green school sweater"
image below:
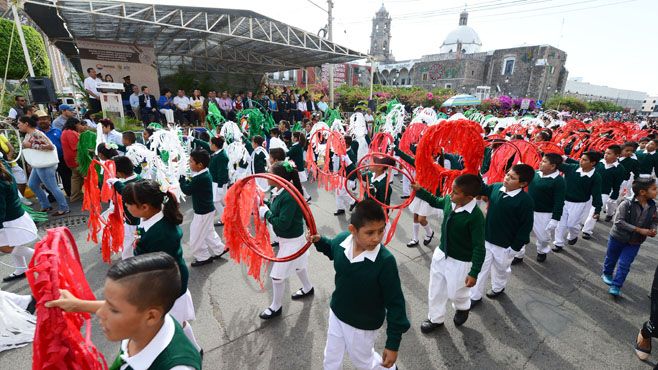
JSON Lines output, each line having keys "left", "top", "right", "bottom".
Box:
{"left": 364, "top": 171, "right": 391, "bottom": 206}
{"left": 209, "top": 149, "right": 229, "bottom": 187}
{"left": 135, "top": 217, "right": 188, "bottom": 295}
{"left": 265, "top": 189, "right": 304, "bottom": 238}
{"left": 314, "top": 231, "right": 410, "bottom": 351}
{"left": 595, "top": 161, "right": 626, "bottom": 200}
{"left": 527, "top": 172, "right": 566, "bottom": 220}
{"left": 346, "top": 147, "right": 357, "bottom": 166}
{"left": 252, "top": 149, "right": 267, "bottom": 174}
{"left": 620, "top": 156, "right": 640, "bottom": 180}
{"left": 350, "top": 140, "right": 359, "bottom": 158}
{"left": 287, "top": 142, "right": 305, "bottom": 170}
{"left": 481, "top": 183, "right": 534, "bottom": 251}
{"left": 179, "top": 170, "right": 215, "bottom": 215}
{"left": 394, "top": 146, "right": 415, "bottom": 167}
{"left": 558, "top": 162, "right": 603, "bottom": 213}
{"left": 192, "top": 138, "right": 210, "bottom": 152}
{"left": 415, "top": 190, "right": 485, "bottom": 277}
{"left": 480, "top": 146, "right": 492, "bottom": 175}
{"left": 109, "top": 317, "right": 201, "bottom": 370}
{"left": 637, "top": 151, "right": 658, "bottom": 175}
{"left": 113, "top": 175, "right": 142, "bottom": 226}
{"left": 0, "top": 179, "right": 24, "bottom": 226}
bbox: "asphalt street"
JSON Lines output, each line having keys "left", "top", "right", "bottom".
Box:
{"left": 0, "top": 178, "right": 656, "bottom": 370}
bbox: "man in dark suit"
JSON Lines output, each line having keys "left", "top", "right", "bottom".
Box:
{"left": 244, "top": 91, "right": 256, "bottom": 109}
{"left": 305, "top": 93, "right": 317, "bottom": 113}
{"left": 139, "top": 85, "right": 160, "bottom": 125}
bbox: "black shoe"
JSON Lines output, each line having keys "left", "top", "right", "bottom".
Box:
{"left": 406, "top": 239, "right": 419, "bottom": 248}
{"left": 291, "top": 287, "right": 314, "bottom": 300}
{"left": 470, "top": 298, "right": 482, "bottom": 308}
{"left": 214, "top": 221, "right": 224, "bottom": 227}
{"left": 568, "top": 237, "right": 578, "bottom": 245}
{"left": 536, "top": 253, "right": 547, "bottom": 262}
{"left": 582, "top": 233, "right": 592, "bottom": 240}
{"left": 423, "top": 231, "right": 435, "bottom": 246}
{"left": 453, "top": 309, "right": 470, "bottom": 326}
{"left": 334, "top": 209, "right": 345, "bottom": 216}
{"left": 26, "top": 296, "right": 36, "bottom": 315}
{"left": 191, "top": 258, "right": 214, "bottom": 267}
{"left": 486, "top": 288, "right": 505, "bottom": 299}
{"left": 306, "top": 196, "right": 312, "bottom": 202}
{"left": 3, "top": 272, "right": 26, "bottom": 282}
{"left": 400, "top": 195, "right": 410, "bottom": 199}
{"left": 349, "top": 202, "right": 358, "bottom": 212}
{"left": 552, "top": 245, "right": 564, "bottom": 253}
{"left": 605, "top": 215, "right": 613, "bottom": 222}
{"left": 271, "top": 241, "right": 279, "bottom": 247}
{"left": 213, "top": 248, "right": 230, "bottom": 259}
{"left": 420, "top": 319, "right": 443, "bottom": 333}
{"left": 199, "top": 349, "right": 204, "bottom": 359}
{"left": 259, "top": 306, "right": 282, "bottom": 320}
{"left": 511, "top": 257, "right": 524, "bottom": 265}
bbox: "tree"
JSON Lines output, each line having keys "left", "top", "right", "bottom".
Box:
{"left": 544, "top": 95, "right": 587, "bottom": 112}
{"left": 587, "top": 100, "right": 623, "bottom": 112}
{"left": 0, "top": 18, "right": 51, "bottom": 79}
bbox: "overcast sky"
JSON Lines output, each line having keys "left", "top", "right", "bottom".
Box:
{"left": 134, "top": 0, "right": 657, "bottom": 95}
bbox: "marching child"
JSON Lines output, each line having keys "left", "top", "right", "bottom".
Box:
{"left": 110, "top": 156, "right": 141, "bottom": 260}
{"left": 582, "top": 145, "right": 626, "bottom": 239}
{"left": 619, "top": 142, "right": 641, "bottom": 207}
{"left": 334, "top": 136, "right": 357, "bottom": 216}
{"left": 250, "top": 135, "right": 269, "bottom": 191}
{"left": 637, "top": 137, "right": 650, "bottom": 154}
{"left": 470, "top": 164, "right": 535, "bottom": 303}
{"left": 412, "top": 174, "right": 485, "bottom": 332}
{"left": 308, "top": 199, "right": 410, "bottom": 369}
{"left": 553, "top": 151, "right": 603, "bottom": 251}
{"left": 637, "top": 139, "right": 658, "bottom": 178}
{"left": 45, "top": 253, "right": 202, "bottom": 369}
{"left": 269, "top": 127, "right": 288, "bottom": 152}
{"left": 209, "top": 137, "right": 229, "bottom": 226}
{"left": 257, "top": 161, "right": 315, "bottom": 319}
{"left": 0, "top": 161, "right": 38, "bottom": 282}
{"left": 180, "top": 149, "right": 227, "bottom": 266}
{"left": 602, "top": 178, "right": 658, "bottom": 296}
{"left": 520, "top": 153, "right": 565, "bottom": 263}
{"left": 121, "top": 179, "right": 203, "bottom": 353}
{"left": 288, "top": 131, "right": 311, "bottom": 201}
{"left": 266, "top": 147, "right": 287, "bottom": 247}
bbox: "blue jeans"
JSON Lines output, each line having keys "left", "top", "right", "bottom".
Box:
{"left": 602, "top": 236, "right": 640, "bottom": 288}
{"left": 28, "top": 165, "right": 69, "bottom": 212}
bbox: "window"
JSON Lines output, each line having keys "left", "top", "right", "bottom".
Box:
{"left": 471, "top": 70, "right": 474, "bottom": 76}
{"left": 445, "top": 83, "right": 452, "bottom": 89}
{"left": 501, "top": 57, "right": 515, "bottom": 76}
{"left": 422, "top": 72, "right": 428, "bottom": 81}
{"left": 400, "top": 78, "right": 406, "bottom": 85}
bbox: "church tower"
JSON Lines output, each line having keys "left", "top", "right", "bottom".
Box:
{"left": 369, "top": 4, "right": 394, "bottom": 63}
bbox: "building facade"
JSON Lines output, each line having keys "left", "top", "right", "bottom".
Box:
{"left": 369, "top": 4, "right": 394, "bottom": 63}
{"left": 375, "top": 7, "right": 569, "bottom": 101}
{"left": 564, "top": 78, "right": 648, "bottom": 110}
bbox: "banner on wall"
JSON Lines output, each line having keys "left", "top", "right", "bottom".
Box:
{"left": 77, "top": 39, "right": 160, "bottom": 97}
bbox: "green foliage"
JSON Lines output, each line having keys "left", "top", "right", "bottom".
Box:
{"left": 587, "top": 100, "right": 623, "bottom": 112}
{"left": 544, "top": 95, "right": 588, "bottom": 113}
{"left": 335, "top": 85, "right": 454, "bottom": 110}
{"left": 0, "top": 80, "right": 29, "bottom": 116}
{"left": 0, "top": 18, "right": 50, "bottom": 80}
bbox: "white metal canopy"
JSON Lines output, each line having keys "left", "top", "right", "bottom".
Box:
{"left": 23, "top": 0, "right": 367, "bottom": 76}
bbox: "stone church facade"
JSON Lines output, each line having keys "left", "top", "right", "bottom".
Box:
{"left": 373, "top": 7, "right": 569, "bottom": 101}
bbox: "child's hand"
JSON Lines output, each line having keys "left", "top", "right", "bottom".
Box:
{"left": 637, "top": 228, "right": 654, "bottom": 236}
{"left": 649, "top": 229, "right": 657, "bottom": 237}
{"left": 592, "top": 213, "right": 599, "bottom": 220}
{"left": 411, "top": 183, "right": 422, "bottom": 191}
{"left": 381, "top": 349, "right": 398, "bottom": 368}
{"left": 465, "top": 275, "right": 477, "bottom": 288}
{"left": 44, "top": 289, "right": 80, "bottom": 312}
{"left": 306, "top": 233, "right": 320, "bottom": 243}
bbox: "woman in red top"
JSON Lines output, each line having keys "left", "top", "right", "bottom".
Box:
{"left": 60, "top": 117, "right": 85, "bottom": 202}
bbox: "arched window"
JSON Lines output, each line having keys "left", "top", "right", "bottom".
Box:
{"left": 501, "top": 56, "right": 516, "bottom": 76}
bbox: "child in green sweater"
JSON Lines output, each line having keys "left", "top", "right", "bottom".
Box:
{"left": 209, "top": 136, "right": 230, "bottom": 226}
{"left": 520, "top": 153, "right": 565, "bottom": 263}
{"left": 308, "top": 199, "right": 410, "bottom": 369}
{"left": 412, "top": 174, "right": 485, "bottom": 333}
{"left": 470, "top": 164, "right": 535, "bottom": 303}
{"left": 553, "top": 151, "right": 603, "bottom": 251}
{"left": 45, "top": 253, "right": 202, "bottom": 370}
{"left": 582, "top": 145, "right": 626, "bottom": 239}
{"left": 619, "top": 142, "right": 640, "bottom": 204}
{"left": 288, "top": 131, "right": 311, "bottom": 201}
{"left": 250, "top": 135, "right": 269, "bottom": 191}
{"left": 110, "top": 156, "right": 141, "bottom": 260}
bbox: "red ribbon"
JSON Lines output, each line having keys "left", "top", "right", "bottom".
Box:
{"left": 306, "top": 128, "right": 347, "bottom": 192}
{"left": 27, "top": 227, "right": 107, "bottom": 370}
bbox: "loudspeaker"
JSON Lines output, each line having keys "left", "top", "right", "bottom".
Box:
{"left": 28, "top": 77, "right": 56, "bottom": 104}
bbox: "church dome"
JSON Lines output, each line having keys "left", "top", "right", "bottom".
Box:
{"left": 439, "top": 11, "right": 482, "bottom": 54}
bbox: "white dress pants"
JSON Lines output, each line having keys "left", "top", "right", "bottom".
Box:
{"left": 335, "top": 180, "right": 356, "bottom": 211}
{"left": 582, "top": 194, "right": 611, "bottom": 234}
{"left": 516, "top": 212, "right": 553, "bottom": 258}
{"left": 323, "top": 309, "right": 395, "bottom": 370}
{"left": 470, "top": 242, "right": 515, "bottom": 300}
{"left": 189, "top": 212, "right": 225, "bottom": 261}
{"left": 121, "top": 224, "right": 136, "bottom": 260}
{"left": 427, "top": 248, "right": 472, "bottom": 324}
{"left": 554, "top": 200, "right": 590, "bottom": 246}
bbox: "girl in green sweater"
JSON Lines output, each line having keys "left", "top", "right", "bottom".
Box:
{"left": 257, "top": 161, "right": 315, "bottom": 320}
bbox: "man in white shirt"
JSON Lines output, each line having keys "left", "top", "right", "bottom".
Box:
{"left": 84, "top": 68, "right": 101, "bottom": 114}
{"left": 7, "top": 95, "right": 27, "bottom": 123}
{"left": 173, "top": 89, "right": 192, "bottom": 125}
{"left": 317, "top": 94, "right": 329, "bottom": 113}
{"left": 129, "top": 85, "right": 141, "bottom": 120}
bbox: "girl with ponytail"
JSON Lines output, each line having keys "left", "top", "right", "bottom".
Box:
{"left": 257, "top": 160, "right": 315, "bottom": 319}
{"left": 0, "top": 159, "right": 38, "bottom": 282}
{"left": 121, "top": 179, "right": 202, "bottom": 354}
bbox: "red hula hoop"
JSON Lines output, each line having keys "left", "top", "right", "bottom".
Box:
{"left": 223, "top": 173, "right": 318, "bottom": 285}
{"left": 306, "top": 128, "right": 347, "bottom": 191}
{"left": 369, "top": 132, "right": 395, "bottom": 155}
{"left": 398, "top": 123, "right": 426, "bottom": 157}
{"left": 535, "top": 141, "right": 564, "bottom": 155}
{"left": 483, "top": 140, "right": 542, "bottom": 183}
{"left": 27, "top": 227, "right": 107, "bottom": 370}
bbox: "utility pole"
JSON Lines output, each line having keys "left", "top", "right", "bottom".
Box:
{"left": 327, "top": 0, "right": 334, "bottom": 108}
